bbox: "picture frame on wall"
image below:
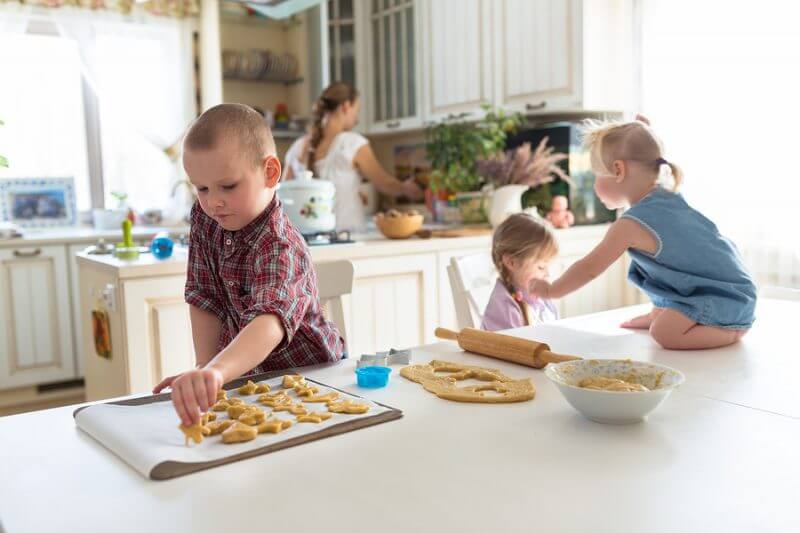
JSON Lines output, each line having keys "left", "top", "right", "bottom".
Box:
{"left": 0, "top": 177, "right": 78, "bottom": 228}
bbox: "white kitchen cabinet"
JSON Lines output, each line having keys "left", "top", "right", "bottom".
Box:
{"left": 0, "top": 245, "right": 76, "bottom": 389}
{"left": 79, "top": 257, "right": 195, "bottom": 401}
{"left": 362, "top": 0, "right": 423, "bottom": 133}
{"left": 419, "top": 0, "right": 493, "bottom": 121}
{"left": 346, "top": 252, "right": 437, "bottom": 356}
{"left": 491, "top": 0, "right": 583, "bottom": 114}
{"left": 68, "top": 243, "right": 89, "bottom": 378}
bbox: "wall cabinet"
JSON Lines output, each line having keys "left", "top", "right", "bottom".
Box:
{"left": 491, "top": 0, "right": 583, "bottom": 114}
{"left": 317, "top": 0, "right": 630, "bottom": 134}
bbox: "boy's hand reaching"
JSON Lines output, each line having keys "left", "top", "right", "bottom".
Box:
{"left": 153, "top": 367, "right": 224, "bottom": 426}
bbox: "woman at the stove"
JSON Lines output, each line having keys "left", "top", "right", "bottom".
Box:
{"left": 283, "top": 81, "right": 424, "bottom": 231}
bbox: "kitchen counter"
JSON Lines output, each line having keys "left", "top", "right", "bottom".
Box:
{"left": 74, "top": 223, "right": 610, "bottom": 279}
{"left": 0, "top": 224, "right": 189, "bottom": 248}
{"left": 0, "top": 299, "right": 797, "bottom": 533}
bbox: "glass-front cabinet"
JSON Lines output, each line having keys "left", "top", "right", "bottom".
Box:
{"left": 365, "top": 0, "right": 421, "bottom": 133}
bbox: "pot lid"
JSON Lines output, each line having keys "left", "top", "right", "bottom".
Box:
{"left": 279, "top": 170, "right": 335, "bottom": 192}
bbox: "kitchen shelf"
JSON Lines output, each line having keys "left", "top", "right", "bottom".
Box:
{"left": 272, "top": 129, "right": 305, "bottom": 139}
{"left": 223, "top": 75, "right": 304, "bottom": 85}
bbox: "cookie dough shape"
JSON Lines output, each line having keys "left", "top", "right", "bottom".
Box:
{"left": 200, "top": 411, "right": 217, "bottom": 425}
{"left": 179, "top": 422, "right": 211, "bottom": 446}
{"left": 256, "top": 418, "right": 293, "bottom": 434}
{"left": 304, "top": 391, "right": 340, "bottom": 404}
{"left": 400, "top": 360, "right": 535, "bottom": 403}
{"left": 254, "top": 383, "right": 271, "bottom": 394}
{"left": 216, "top": 390, "right": 228, "bottom": 401}
{"left": 212, "top": 400, "right": 231, "bottom": 412}
{"left": 206, "top": 419, "right": 234, "bottom": 435}
{"left": 227, "top": 404, "right": 262, "bottom": 420}
{"left": 237, "top": 380, "right": 258, "bottom": 395}
{"left": 296, "top": 412, "right": 333, "bottom": 423}
{"left": 258, "top": 391, "right": 293, "bottom": 407}
{"left": 327, "top": 399, "right": 370, "bottom": 414}
{"left": 238, "top": 409, "right": 268, "bottom": 426}
{"left": 282, "top": 374, "right": 306, "bottom": 389}
{"left": 221, "top": 421, "right": 258, "bottom": 444}
{"left": 293, "top": 383, "right": 319, "bottom": 397}
{"left": 272, "top": 403, "right": 308, "bottom": 415}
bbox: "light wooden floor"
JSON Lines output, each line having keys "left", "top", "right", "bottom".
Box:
{"left": 0, "top": 385, "right": 85, "bottom": 417}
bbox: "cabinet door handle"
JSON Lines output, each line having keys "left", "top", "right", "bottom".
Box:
{"left": 525, "top": 101, "right": 547, "bottom": 111}
{"left": 13, "top": 248, "right": 41, "bottom": 258}
{"left": 386, "top": 121, "right": 401, "bottom": 129}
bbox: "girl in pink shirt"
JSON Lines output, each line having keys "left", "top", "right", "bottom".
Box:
{"left": 481, "top": 213, "right": 560, "bottom": 331}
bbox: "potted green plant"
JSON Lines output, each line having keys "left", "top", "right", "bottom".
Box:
{"left": 426, "top": 106, "right": 522, "bottom": 223}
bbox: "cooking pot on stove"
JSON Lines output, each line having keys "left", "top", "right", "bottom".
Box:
{"left": 278, "top": 170, "right": 336, "bottom": 234}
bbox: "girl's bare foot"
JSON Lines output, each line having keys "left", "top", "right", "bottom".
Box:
{"left": 620, "top": 308, "right": 661, "bottom": 329}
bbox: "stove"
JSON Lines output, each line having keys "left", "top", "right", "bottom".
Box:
{"left": 303, "top": 230, "right": 354, "bottom": 246}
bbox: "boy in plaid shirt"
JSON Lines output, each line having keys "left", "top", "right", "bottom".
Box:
{"left": 154, "top": 104, "right": 345, "bottom": 426}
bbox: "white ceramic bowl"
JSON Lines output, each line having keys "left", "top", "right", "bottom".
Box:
{"left": 545, "top": 359, "right": 685, "bottom": 424}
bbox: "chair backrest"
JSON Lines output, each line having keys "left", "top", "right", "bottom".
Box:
{"left": 315, "top": 260, "right": 355, "bottom": 348}
{"left": 448, "top": 253, "right": 497, "bottom": 329}
{"left": 760, "top": 285, "right": 800, "bottom": 301}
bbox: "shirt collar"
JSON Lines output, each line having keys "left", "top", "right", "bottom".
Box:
{"left": 227, "top": 196, "right": 279, "bottom": 246}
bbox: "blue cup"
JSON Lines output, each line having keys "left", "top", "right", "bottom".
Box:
{"left": 355, "top": 366, "right": 392, "bottom": 388}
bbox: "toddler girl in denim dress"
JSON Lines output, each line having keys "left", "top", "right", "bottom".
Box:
{"left": 529, "top": 116, "right": 756, "bottom": 349}
{"left": 481, "top": 213, "right": 560, "bottom": 331}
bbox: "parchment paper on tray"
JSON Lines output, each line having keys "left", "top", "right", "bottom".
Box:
{"left": 74, "top": 371, "right": 402, "bottom": 480}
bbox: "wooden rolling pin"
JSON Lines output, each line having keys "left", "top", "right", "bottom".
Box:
{"left": 435, "top": 327, "right": 581, "bottom": 369}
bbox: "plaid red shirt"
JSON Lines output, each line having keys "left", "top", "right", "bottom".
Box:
{"left": 185, "top": 197, "right": 345, "bottom": 373}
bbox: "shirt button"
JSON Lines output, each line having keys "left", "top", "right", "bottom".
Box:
{"left": 228, "top": 281, "right": 234, "bottom": 287}
{"left": 225, "top": 238, "right": 232, "bottom": 245}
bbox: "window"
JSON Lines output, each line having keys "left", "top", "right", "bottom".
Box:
{"left": 0, "top": 13, "right": 195, "bottom": 216}
{"left": 640, "top": 0, "right": 800, "bottom": 247}
{"left": 0, "top": 33, "right": 91, "bottom": 211}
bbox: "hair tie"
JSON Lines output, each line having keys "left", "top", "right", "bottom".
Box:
{"left": 655, "top": 157, "right": 669, "bottom": 166}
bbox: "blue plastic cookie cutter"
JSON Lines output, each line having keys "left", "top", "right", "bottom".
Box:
{"left": 355, "top": 366, "right": 391, "bottom": 388}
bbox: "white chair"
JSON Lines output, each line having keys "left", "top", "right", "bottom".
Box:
{"left": 760, "top": 285, "right": 800, "bottom": 301}
{"left": 315, "top": 260, "right": 355, "bottom": 347}
{"left": 447, "top": 253, "right": 497, "bottom": 329}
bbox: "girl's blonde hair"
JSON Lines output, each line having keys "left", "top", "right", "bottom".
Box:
{"left": 492, "top": 213, "right": 558, "bottom": 289}
{"left": 581, "top": 118, "right": 683, "bottom": 190}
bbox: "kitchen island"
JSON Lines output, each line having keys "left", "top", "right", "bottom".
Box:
{"left": 0, "top": 299, "right": 796, "bottom": 533}
{"left": 75, "top": 224, "right": 643, "bottom": 401}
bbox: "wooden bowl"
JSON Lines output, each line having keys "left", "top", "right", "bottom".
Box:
{"left": 374, "top": 213, "right": 424, "bottom": 239}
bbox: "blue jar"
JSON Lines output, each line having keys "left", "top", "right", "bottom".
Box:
{"left": 150, "top": 232, "right": 174, "bottom": 259}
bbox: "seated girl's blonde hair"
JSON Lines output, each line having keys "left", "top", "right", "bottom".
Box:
{"left": 581, "top": 118, "right": 683, "bottom": 190}
{"left": 492, "top": 213, "right": 558, "bottom": 289}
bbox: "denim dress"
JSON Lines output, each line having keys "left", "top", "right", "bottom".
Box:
{"left": 622, "top": 187, "right": 756, "bottom": 329}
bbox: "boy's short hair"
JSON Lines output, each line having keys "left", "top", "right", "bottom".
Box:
{"left": 183, "top": 103, "right": 275, "bottom": 167}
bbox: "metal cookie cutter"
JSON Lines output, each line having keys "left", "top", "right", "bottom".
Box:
{"left": 356, "top": 348, "right": 411, "bottom": 368}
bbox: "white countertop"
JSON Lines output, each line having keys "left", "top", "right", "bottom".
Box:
{"left": 3, "top": 299, "right": 796, "bottom": 533}
{"left": 0, "top": 224, "right": 189, "bottom": 248}
{"left": 74, "top": 224, "right": 609, "bottom": 279}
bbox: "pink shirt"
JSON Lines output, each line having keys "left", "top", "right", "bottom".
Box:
{"left": 480, "top": 279, "right": 559, "bottom": 331}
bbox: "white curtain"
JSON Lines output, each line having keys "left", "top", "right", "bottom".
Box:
{"left": 0, "top": 7, "right": 91, "bottom": 211}
{"left": 0, "top": 5, "right": 195, "bottom": 218}
{"left": 53, "top": 8, "right": 196, "bottom": 214}
{"left": 640, "top": 0, "right": 800, "bottom": 287}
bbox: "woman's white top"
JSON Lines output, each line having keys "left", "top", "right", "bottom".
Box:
{"left": 283, "top": 131, "right": 369, "bottom": 231}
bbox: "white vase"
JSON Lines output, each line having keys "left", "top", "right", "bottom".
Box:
{"left": 489, "top": 185, "right": 529, "bottom": 227}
